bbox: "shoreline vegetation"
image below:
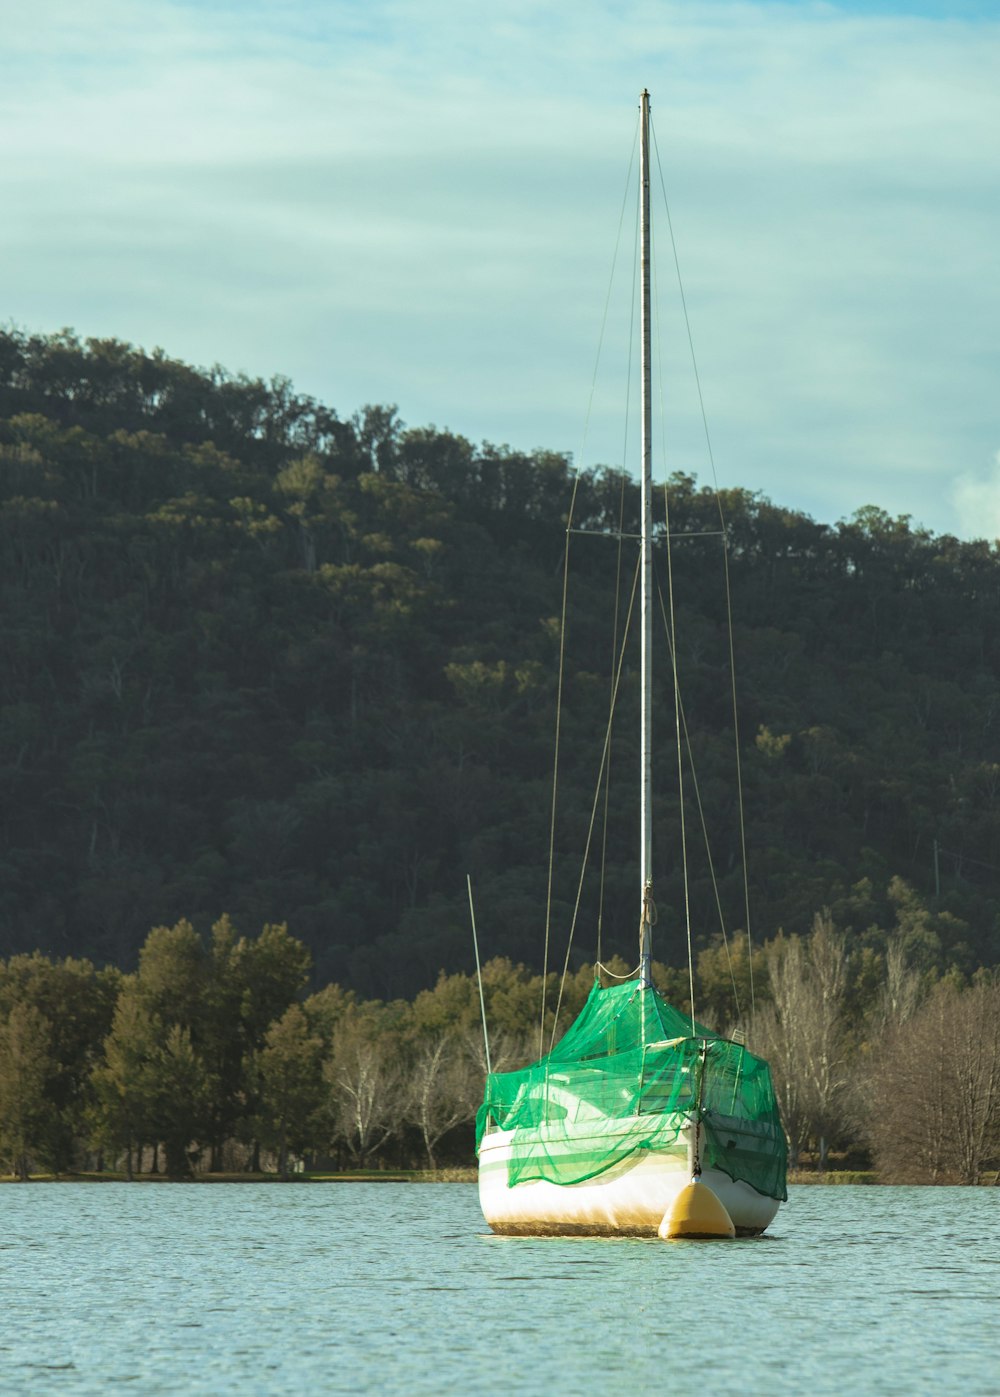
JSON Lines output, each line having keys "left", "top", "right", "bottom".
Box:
{"left": 1, "top": 331, "right": 999, "bottom": 1187}
{"left": 0, "top": 1168, "right": 480, "bottom": 1184}
{"left": 4, "top": 1169, "right": 998, "bottom": 1186}
{"left": 2, "top": 916, "right": 999, "bottom": 1186}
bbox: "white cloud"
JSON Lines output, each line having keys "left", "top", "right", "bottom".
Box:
{"left": 953, "top": 453, "right": 1000, "bottom": 542}
{"left": 1, "top": 0, "right": 998, "bottom": 535}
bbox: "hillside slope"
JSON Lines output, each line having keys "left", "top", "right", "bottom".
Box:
{"left": 3, "top": 329, "right": 999, "bottom": 994}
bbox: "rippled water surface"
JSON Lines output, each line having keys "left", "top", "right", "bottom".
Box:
{"left": 2, "top": 1182, "right": 998, "bottom": 1394}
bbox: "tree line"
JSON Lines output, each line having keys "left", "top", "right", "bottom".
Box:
{"left": 4, "top": 329, "right": 1000, "bottom": 997}
{"left": 1, "top": 911, "right": 997, "bottom": 1183}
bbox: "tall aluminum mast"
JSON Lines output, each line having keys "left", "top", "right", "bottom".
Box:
{"left": 638, "top": 88, "right": 654, "bottom": 988}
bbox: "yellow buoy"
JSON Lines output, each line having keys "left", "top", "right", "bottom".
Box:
{"left": 659, "top": 1177, "right": 735, "bottom": 1240}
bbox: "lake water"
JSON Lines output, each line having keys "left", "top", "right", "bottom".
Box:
{"left": 2, "top": 1182, "right": 998, "bottom": 1395}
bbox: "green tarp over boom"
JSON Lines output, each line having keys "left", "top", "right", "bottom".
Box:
{"left": 476, "top": 980, "right": 787, "bottom": 1201}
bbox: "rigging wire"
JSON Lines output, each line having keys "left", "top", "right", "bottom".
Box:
{"left": 654, "top": 566, "right": 742, "bottom": 1021}
{"left": 935, "top": 846, "right": 1000, "bottom": 874}
{"left": 542, "top": 120, "right": 640, "bottom": 1055}
{"left": 569, "top": 527, "right": 725, "bottom": 541}
{"left": 722, "top": 538, "right": 756, "bottom": 1016}
{"left": 547, "top": 109, "right": 761, "bottom": 1045}
{"left": 595, "top": 146, "right": 642, "bottom": 965}
{"left": 550, "top": 555, "right": 641, "bottom": 1052}
{"left": 539, "top": 471, "right": 579, "bottom": 1061}
{"left": 657, "top": 409, "right": 697, "bottom": 1032}
{"left": 576, "top": 121, "right": 639, "bottom": 474}
{"left": 467, "top": 875, "right": 492, "bottom": 1077}
{"left": 596, "top": 470, "right": 628, "bottom": 968}
{"left": 597, "top": 169, "right": 645, "bottom": 966}
{"left": 650, "top": 113, "right": 757, "bottom": 1018}
{"left": 595, "top": 958, "right": 641, "bottom": 981}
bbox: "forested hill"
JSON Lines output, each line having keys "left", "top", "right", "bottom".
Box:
{"left": 3, "top": 328, "right": 1000, "bottom": 997}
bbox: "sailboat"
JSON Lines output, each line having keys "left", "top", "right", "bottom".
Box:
{"left": 476, "top": 91, "right": 787, "bottom": 1237}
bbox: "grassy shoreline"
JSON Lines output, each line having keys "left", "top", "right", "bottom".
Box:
{"left": 7, "top": 1168, "right": 996, "bottom": 1185}
{"left": 3, "top": 1167, "right": 872, "bottom": 1185}
{"left": 0, "top": 1167, "right": 480, "bottom": 1184}
{"left": 787, "top": 1170, "right": 878, "bottom": 1185}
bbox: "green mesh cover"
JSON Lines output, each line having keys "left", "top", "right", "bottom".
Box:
{"left": 476, "top": 980, "right": 787, "bottom": 1202}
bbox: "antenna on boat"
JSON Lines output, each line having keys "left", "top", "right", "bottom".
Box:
{"left": 639, "top": 87, "right": 654, "bottom": 989}
{"left": 467, "top": 874, "right": 492, "bottom": 1076}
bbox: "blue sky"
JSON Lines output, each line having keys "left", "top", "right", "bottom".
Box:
{"left": 2, "top": 0, "right": 998, "bottom": 537}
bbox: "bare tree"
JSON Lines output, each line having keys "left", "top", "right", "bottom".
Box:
{"left": 752, "top": 911, "right": 851, "bottom": 1168}
{"left": 843, "top": 934, "right": 925, "bottom": 1150}
{"left": 403, "top": 1035, "right": 479, "bottom": 1169}
{"left": 870, "top": 936, "right": 924, "bottom": 1037}
{"left": 952, "top": 979, "right": 1000, "bottom": 1183}
{"left": 463, "top": 1025, "right": 535, "bottom": 1080}
{"left": 866, "top": 977, "right": 1000, "bottom": 1184}
{"left": 325, "top": 1008, "right": 403, "bottom": 1167}
{"left": 804, "top": 911, "right": 852, "bottom": 1167}
{"left": 752, "top": 962, "right": 809, "bottom": 1169}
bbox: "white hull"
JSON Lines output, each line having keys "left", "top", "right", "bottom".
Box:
{"left": 479, "top": 1124, "right": 780, "bottom": 1237}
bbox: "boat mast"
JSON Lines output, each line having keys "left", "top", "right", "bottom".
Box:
{"left": 639, "top": 88, "right": 654, "bottom": 988}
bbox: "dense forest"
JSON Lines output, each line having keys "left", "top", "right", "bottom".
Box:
{"left": 3, "top": 326, "right": 1000, "bottom": 1009}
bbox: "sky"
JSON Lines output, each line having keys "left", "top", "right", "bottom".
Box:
{"left": 1, "top": 0, "right": 998, "bottom": 538}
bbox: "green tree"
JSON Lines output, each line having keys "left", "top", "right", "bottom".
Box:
{"left": 257, "top": 1003, "right": 326, "bottom": 1179}
{"left": 136, "top": 920, "right": 206, "bottom": 1031}
{"left": 303, "top": 982, "right": 356, "bottom": 1044}
{"left": 0, "top": 953, "right": 119, "bottom": 1170}
{"left": 153, "top": 1024, "right": 216, "bottom": 1178}
{"left": 227, "top": 922, "right": 312, "bottom": 1168}
{"left": 90, "top": 979, "right": 161, "bottom": 1178}
{"left": 0, "top": 1004, "right": 57, "bottom": 1179}
{"left": 695, "top": 936, "right": 761, "bottom": 1031}
{"left": 199, "top": 915, "right": 250, "bottom": 1171}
